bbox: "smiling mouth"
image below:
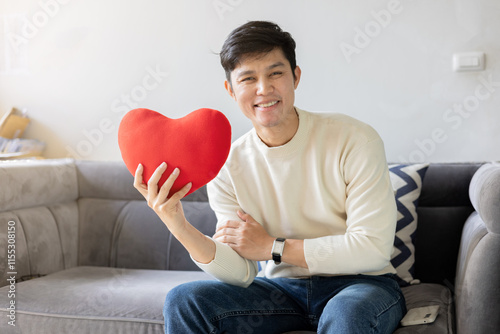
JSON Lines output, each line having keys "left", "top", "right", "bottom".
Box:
{"left": 255, "top": 100, "right": 279, "bottom": 108}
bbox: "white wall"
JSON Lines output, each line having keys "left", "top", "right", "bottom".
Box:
{"left": 1, "top": 0, "right": 499, "bottom": 163}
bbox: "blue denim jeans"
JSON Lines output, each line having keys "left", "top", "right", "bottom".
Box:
{"left": 164, "top": 274, "right": 406, "bottom": 334}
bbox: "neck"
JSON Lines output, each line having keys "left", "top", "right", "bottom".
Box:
{"left": 256, "top": 109, "right": 299, "bottom": 147}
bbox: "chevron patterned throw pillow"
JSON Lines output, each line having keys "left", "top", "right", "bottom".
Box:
{"left": 389, "top": 163, "right": 429, "bottom": 286}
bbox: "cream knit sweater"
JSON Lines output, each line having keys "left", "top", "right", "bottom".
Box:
{"left": 195, "top": 108, "right": 397, "bottom": 287}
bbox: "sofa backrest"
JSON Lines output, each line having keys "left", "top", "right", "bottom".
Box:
{"left": 414, "top": 162, "right": 482, "bottom": 286}
{"left": 76, "top": 160, "right": 484, "bottom": 286}
{"left": 0, "top": 159, "right": 79, "bottom": 287}
{"left": 75, "top": 160, "right": 217, "bottom": 272}
{"left": 0, "top": 159, "right": 485, "bottom": 289}
{"left": 0, "top": 159, "right": 219, "bottom": 288}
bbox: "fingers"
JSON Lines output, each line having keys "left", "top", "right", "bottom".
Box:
{"left": 214, "top": 221, "right": 234, "bottom": 239}
{"left": 157, "top": 167, "right": 178, "bottom": 199}
{"left": 147, "top": 162, "right": 167, "bottom": 195}
{"left": 213, "top": 228, "right": 237, "bottom": 245}
{"left": 163, "top": 179, "right": 192, "bottom": 203}
{"left": 156, "top": 166, "right": 191, "bottom": 200}
{"left": 173, "top": 181, "right": 193, "bottom": 200}
{"left": 133, "top": 162, "right": 167, "bottom": 196}
{"left": 214, "top": 234, "right": 237, "bottom": 246}
{"left": 237, "top": 210, "right": 247, "bottom": 221}
{"left": 215, "top": 220, "right": 240, "bottom": 233}
{"left": 237, "top": 210, "right": 257, "bottom": 225}
{"left": 133, "top": 163, "right": 148, "bottom": 196}
{"left": 134, "top": 163, "right": 143, "bottom": 186}
{"left": 134, "top": 162, "right": 193, "bottom": 210}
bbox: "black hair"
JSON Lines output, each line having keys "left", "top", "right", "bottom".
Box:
{"left": 220, "top": 21, "right": 297, "bottom": 83}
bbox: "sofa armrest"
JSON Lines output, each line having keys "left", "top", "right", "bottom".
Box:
{"left": 455, "top": 163, "right": 500, "bottom": 334}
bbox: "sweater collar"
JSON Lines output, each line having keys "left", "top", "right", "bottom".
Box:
{"left": 251, "top": 107, "right": 310, "bottom": 158}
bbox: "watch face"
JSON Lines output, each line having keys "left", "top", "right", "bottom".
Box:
{"left": 273, "top": 238, "right": 285, "bottom": 256}
{"left": 273, "top": 239, "right": 285, "bottom": 255}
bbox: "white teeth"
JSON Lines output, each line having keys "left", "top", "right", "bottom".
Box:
{"left": 257, "top": 101, "right": 278, "bottom": 108}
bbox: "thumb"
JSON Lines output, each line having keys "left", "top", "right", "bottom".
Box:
{"left": 237, "top": 209, "right": 248, "bottom": 221}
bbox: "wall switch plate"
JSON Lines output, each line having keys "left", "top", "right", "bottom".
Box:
{"left": 452, "top": 52, "right": 485, "bottom": 72}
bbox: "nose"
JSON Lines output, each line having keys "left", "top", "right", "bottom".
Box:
{"left": 256, "top": 78, "right": 273, "bottom": 95}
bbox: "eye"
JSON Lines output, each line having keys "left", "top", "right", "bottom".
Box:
{"left": 240, "top": 77, "right": 254, "bottom": 83}
{"left": 271, "top": 71, "right": 283, "bottom": 77}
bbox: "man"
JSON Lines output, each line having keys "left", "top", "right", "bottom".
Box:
{"left": 134, "top": 21, "right": 406, "bottom": 333}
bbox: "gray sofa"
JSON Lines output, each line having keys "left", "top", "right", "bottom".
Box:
{"left": 0, "top": 159, "right": 499, "bottom": 334}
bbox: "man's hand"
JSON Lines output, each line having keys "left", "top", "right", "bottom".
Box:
{"left": 133, "top": 162, "right": 192, "bottom": 235}
{"left": 213, "top": 211, "right": 274, "bottom": 261}
{"left": 133, "top": 162, "right": 216, "bottom": 264}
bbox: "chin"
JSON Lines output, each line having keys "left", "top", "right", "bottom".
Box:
{"left": 259, "top": 120, "right": 282, "bottom": 129}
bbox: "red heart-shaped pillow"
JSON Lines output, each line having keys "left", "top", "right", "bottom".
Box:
{"left": 118, "top": 108, "right": 231, "bottom": 198}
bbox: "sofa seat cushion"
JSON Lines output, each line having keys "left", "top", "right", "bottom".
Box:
{"left": 285, "top": 283, "right": 454, "bottom": 334}
{"left": 0, "top": 266, "right": 454, "bottom": 334}
{"left": 0, "top": 266, "right": 213, "bottom": 334}
{"left": 394, "top": 283, "right": 454, "bottom": 333}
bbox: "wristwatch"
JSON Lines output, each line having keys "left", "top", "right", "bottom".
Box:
{"left": 272, "top": 238, "right": 286, "bottom": 265}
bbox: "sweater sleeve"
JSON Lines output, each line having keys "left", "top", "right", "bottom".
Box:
{"left": 303, "top": 137, "right": 397, "bottom": 275}
{"left": 191, "top": 166, "right": 258, "bottom": 287}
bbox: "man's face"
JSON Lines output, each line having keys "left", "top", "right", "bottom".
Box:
{"left": 225, "top": 48, "right": 301, "bottom": 134}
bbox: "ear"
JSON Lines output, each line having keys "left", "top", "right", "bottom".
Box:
{"left": 293, "top": 66, "right": 302, "bottom": 90}
{"left": 224, "top": 80, "right": 236, "bottom": 101}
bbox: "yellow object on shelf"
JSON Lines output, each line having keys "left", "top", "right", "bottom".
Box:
{"left": 0, "top": 108, "right": 30, "bottom": 139}
{"left": 0, "top": 108, "right": 45, "bottom": 160}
